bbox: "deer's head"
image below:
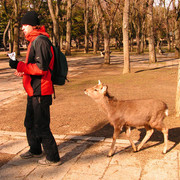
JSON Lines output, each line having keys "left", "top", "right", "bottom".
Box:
{"left": 84, "top": 80, "right": 108, "bottom": 100}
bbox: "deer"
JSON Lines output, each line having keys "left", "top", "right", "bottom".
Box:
{"left": 84, "top": 80, "right": 169, "bottom": 157}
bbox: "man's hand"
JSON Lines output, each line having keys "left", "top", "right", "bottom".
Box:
{"left": 14, "top": 70, "right": 24, "bottom": 77}
{"left": 9, "top": 59, "right": 19, "bottom": 69}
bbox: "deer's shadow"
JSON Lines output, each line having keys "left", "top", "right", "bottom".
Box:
{"left": 137, "top": 127, "right": 180, "bottom": 152}
{"left": 88, "top": 123, "right": 180, "bottom": 153}
{"left": 59, "top": 123, "right": 179, "bottom": 164}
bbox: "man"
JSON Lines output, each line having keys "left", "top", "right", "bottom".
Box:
{"left": 9, "top": 11, "right": 60, "bottom": 166}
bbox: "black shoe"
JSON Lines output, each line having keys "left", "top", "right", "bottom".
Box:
{"left": 20, "top": 151, "right": 43, "bottom": 159}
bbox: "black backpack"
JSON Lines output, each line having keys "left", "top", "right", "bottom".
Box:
{"left": 33, "top": 35, "right": 68, "bottom": 86}
{"left": 51, "top": 46, "right": 68, "bottom": 85}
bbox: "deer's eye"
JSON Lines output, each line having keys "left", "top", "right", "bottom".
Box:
{"left": 94, "top": 89, "right": 97, "bottom": 91}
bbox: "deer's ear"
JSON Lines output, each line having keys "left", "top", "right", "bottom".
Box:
{"left": 102, "top": 85, "right": 107, "bottom": 93}
{"left": 98, "top": 80, "right": 102, "bottom": 85}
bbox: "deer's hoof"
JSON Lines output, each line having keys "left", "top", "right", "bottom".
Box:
{"left": 107, "top": 151, "right": 114, "bottom": 157}
{"left": 136, "top": 146, "right": 141, "bottom": 152}
{"left": 162, "top": 149, "right": 167, "bottom": 154}
{"left": 133, "top": 150, "right": 138, "bottom": 153}
{"left": 133, "top": 146, "right": 138, "bottom": 152}
{"left": 107, "top": 153, "right": 113, "bottom": 157}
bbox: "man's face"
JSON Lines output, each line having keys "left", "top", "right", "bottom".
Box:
{"left": 22, "top": 25, "right": 34, "bottom": 36}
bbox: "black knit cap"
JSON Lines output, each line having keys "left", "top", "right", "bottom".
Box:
{"left": 21, "top": 11, "right": 40, "bottom": 26}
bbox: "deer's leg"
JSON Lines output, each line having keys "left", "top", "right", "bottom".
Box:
{"left": 125, "top": 126, "right": 137, "bottom": 152}
{"left": 162, "top": 127, "right": 168, "bottom": 154}
{"left": 152, "top": 121, "right": 168, "bottom": 154}
{"left": 137, "top": 126, "right": 154, "bottom": 152}
{"left": 108, "top": 127, "right": 121, "bottom": 157}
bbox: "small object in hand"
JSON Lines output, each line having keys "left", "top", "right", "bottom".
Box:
{"left": 7, "top": 52, "right": 16, "bottom": 61}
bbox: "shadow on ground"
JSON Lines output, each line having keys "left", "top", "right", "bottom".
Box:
{"left": 59, "top": 123, "right": 180, "bottom": 164}
{"left": 137, "top": 127, "right": 180, "bottom": 153}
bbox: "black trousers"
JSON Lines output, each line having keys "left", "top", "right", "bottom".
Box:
{"left": 24, "top": 95, "right": 60, "bottom": 162}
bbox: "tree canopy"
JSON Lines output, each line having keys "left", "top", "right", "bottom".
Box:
{"left": 0, "top": 0, "right": 179, "bottom": 60}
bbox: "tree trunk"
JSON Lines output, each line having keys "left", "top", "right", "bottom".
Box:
{"left": 60, "top": 36, "right": 63, "bottom": 50}
{"left": 147, "top": 0, "right": 156, "bottom": 63}
{"left": 8, "top": 28, "right": 12, "bottom": 52}
{"left": 3, "top": 20, "right": 11, "bottom": 51}
{"left": 47, "top": 0, "right": 60, "bottom": 48}
{"left": 165, "top": 16, "right": 171, "bottom": 52}
{"left": 92, "top": 3, "right": 100, "bottom": 54}
{"left": 163, "top": 0, "right": 171, "bottom": 52}
{"left": 140, "top": 34, "right": 144, "bottom": 53}
{"left": 174, "top": 23, "right": 180, "bottom": 58}
{"left": 123, "top": 0, "right": 130, "bottom": 74}
{"left": 94, "top": 0, "right": 111, "bottom": 64}
{"left": 13, "top": 22, "right": 20, "bottom": 55}
{"left": 157, "top": 31, "right": 161, "bottom": 54}
{"left": 174, "top": 0, "right": 180, "bottom": 58}
{"left": 93, "top": 26, "right": 98, "bottom": 54}
{"left": 65, "top": 0, "right": 72, "bottom": 55}
{"left": 9, "top": 21, "right": 14, "bottom": 52}
{"left": 176, "top": 61, "right": 180, "bottom": 117}
{"left": 13, "top": 0, "right": 22, "bottom": 56}
{"left": 136, "top": 24, "right": 140, "bottom": 54}
{"left": 84, "top": 0, "right": 89, "bottom": 53}
{"left": 140, "top": 20, "right": 146, "bottom": 53}
{"left": 102, "top": 19, "right": 110, "bottom": 64}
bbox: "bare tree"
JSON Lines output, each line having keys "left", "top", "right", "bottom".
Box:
{"left": 147, "top": 0, "right": 157, "bottom": 63}
{"left": 140, "top": 1, "right": 147, "bottom": 54}
{"left": 162, "top": 0, "right": 173, "bottom": 51}
{"left": 84, "top": 0, "right": 89, "bottom": 53}
{"left": 3, "top": 20, "right": 10, "bottom": 51}
{"left": 13, "top": 0, "right": 23, "bottom": 56}
{"left": 8, "top": 20, "right": 14, "bottom": 52}
{"left": 176, "top": 61, "right": 180, "bottom": 117}
{"left": 65, "top": 0, "right": 72, "bottom": 55}
{"left": 92, "top": 3, "right": 100, "bottom": 54}
{"left": 4, "top": 9, "right": 14, "bottom": 52}
{"left": 173, "top": 0, "right": 180, "bottom": 58}
{"left": 93, "top": 0, "right": 120, "bottom": 64}
{"left": 131, "top": 0, "right": 147, "bottom": 54}
{"left": 94, "top": 0, "right": 110, "bottom": 63}
{"left": 123, "top": 0, "right": 130, "bottom": 74}
{"left": 47, "top": 0, "right": 61, "bottom": 48}
{"left": 175, "top": 1, "right": 180, "bottom": 116}
{"left": 140, "top": 19, "right": 146, "bottom": 53}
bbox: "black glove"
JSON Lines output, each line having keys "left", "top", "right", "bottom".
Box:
{"left": 9, "top": 59, "right": 19, "bottom": 69}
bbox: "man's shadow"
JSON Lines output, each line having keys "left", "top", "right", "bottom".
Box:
{"left": 58, "top": 122, "right": 114, "bottom": 164}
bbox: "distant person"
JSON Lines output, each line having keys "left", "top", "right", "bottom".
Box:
{"left": 9, "top": 11, "right": 60, "bottom": 166}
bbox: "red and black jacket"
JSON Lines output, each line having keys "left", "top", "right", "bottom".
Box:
{"left": 17, "top": 26, "right": 54, "bottom": 96}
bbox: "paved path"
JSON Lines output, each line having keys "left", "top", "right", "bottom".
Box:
{"left": 0, "top": 130, "right": 179, "bottom": 180}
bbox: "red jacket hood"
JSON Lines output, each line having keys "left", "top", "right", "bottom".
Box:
{"left": 25, "top": 26, "right": 49, "bottom": 42}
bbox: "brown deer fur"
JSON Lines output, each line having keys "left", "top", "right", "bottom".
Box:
{"left": 84, "top": 80, "right": 168, "bottom": 156}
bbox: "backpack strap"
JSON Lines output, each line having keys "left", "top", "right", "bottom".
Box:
{"left": 32, "top": 35, "right": 56, "bottom": 99}
{"left": 32, "top": 35, "right": 50, "bottom": 49}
